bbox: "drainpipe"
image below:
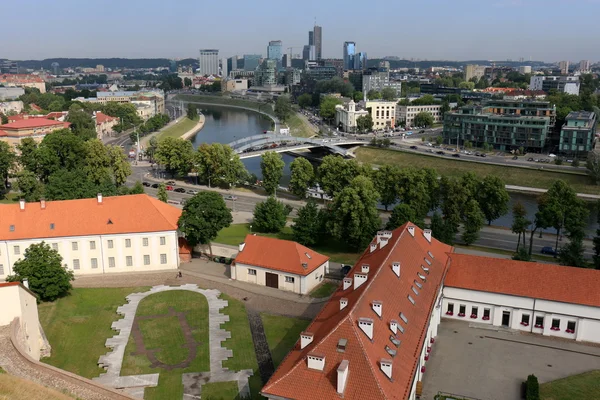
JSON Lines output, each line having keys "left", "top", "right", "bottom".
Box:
{"left": 99, "top": 235, "right": 106, "bottom": 274}
{"left": 531, "top": 298, "right": 536, "bottom": 334}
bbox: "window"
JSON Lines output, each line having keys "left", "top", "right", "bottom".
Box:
{"left": 90, "top": 241, "right": 96, "bottom": 250}
{"left": 483, "top": 308, "right": 490, "bottom": 320}
{"left": 408, "top": 295, "right": 415, "bottom": 305}
{"left": 14, "top": 246, "right": 20, "bottom": 255}
{"left": 459, "top": 305, "right": 466, "bottom": 316}
{"left": 414, "top": 280, "right": 423, "bottom": 289}
{"left": 125, "top": 239, "right": 131, "bottom": 248}
{"left": 160, "top": 236, "right": 166, "bottom": 245}
{"left": 143, "top": 255, "right": 150, "bottom": 265}
{"left": 248, "top": 269, "right": 257, "bottom": 276}
{"left": 73, "top": 259, "right": 80, "bottom": 270}
{"left": 551, "top": 318, "right": 560, "bottom": 330}
{"left": 521, "top": 314, "right": 530, "bottom": 326}
{"left": 535, "top": 316, "right": 544, "bottom": 327}
{"left": 400, "top": 312, "right": 408, "bottom": 324}
{"left": 91, "top": 258, "right": 98, "bottom": 269}
{"left": 107, "top": 240, "right": 114, "bottom": 249}
{"left": 143, "top": 238, "right": 149, "bottom": 247}
{"left": 72, "top": 242, "right": 78, "bottom": 251}
{"left": 160, "top": 254, "right": 167, "bottom": 264}
{"left": 285, "top": 276, "right": 295, "bottom": 283}
{"left": 50, "top": 223, "right": 55, "bottom": 230}
{"left": 126, "top": 256, "right": 133, "bottom": 267}
{"left": 412, "top": 286, "right": 419, "bottom": 295}
{"left": 108, "top": 257, "right": 115, "bottom": 268}
{"left": 447, "top": 303, "right": 454, "bottom": 314}
{"left": 471, "top": 307, "right": 478, "bottom": 318}
{"left": 52, "top": 243, "right": 58, "bottom": 251}
{"left": 567, "top": 321, "right": 576, "bottom": 333}
{"left": 424, "top": 258, "right": 432, "bottom": 266}
{"left": 0, "top": 264, "right": 4, "bottom": 275}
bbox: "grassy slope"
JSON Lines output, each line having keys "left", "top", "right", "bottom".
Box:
{"left": 155, "top": 116, "right": 199, "bottom": 140}
{"left": 285, "top": 113, "right": 315, "bottom": 138}
{"left": 175, "top": 94, "right": 276, "bottom": 117}
{"left": 0, "top": 374, "right": 75, "bottom": 400}
{"left": 354, "top": 147, "right": 599, "bottom": 195}
{"left": 0, "top": 192, "right": 18, "bottom": 204}
{"left": 261, "top": 314, "right": 311, "bottom": 368}
{"left": 540, "top": 370, "right": 600, "bottom": 400}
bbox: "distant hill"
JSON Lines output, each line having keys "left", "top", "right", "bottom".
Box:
{"left": 366, "top": 59, "right": 549, "bottom": 69}
{"left": 11, "top": 58, "right": 199, "bottom": 70}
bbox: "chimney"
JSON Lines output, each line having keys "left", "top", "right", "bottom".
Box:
{"left": 361, "top": 264, "right": 370, "bottom": 274}
{"left": 372, "top": 301, "right": 382, "bottom": 318}
{"left": 380, "top": 359, "right": 393, "bottom": 380}
{"left": 369, "top": 243, "right": 377, "bottom": 253}
{"left": 23, "top": 279, "right": 29, "bottom": 289}
{"left": 19, "top": 198, "right": 25, "bottom": 211}
{"left": 358, "top": 318, "right": 374, "bottom": 340}
{"left": 239, "top": 242, "right": 245, "bottom": 252}
{"left": 40, "top": 199, "right": 46, "bottom": 209}
{"left": 423, "top": 229, "right": 432, "bottom": 243}
{"left": 407, "top": 226, "right": 415, "bottom": 237}
{"left": 307, "top": 353, "right": 325, "bottom": 371}
{"left": 353, "top": 273, "right": 367, "bottom": 290}
{"left": 300, "top": 332, "right": 314, "bottom": 349}
{"left": 343, "top": 277, "right": 352, "bottom": 290}
{"left": 97, "top": 193, "right": 103, "bottom": 204}
{"left": 392, "top": 262, "right": 400, "bottom": 277}
{"left": 337, "top": 360, "right": 349, "bottom": 394}
{"left": 390, "top": 320, "right": 398, "bottom": 334}
{"left": 340, "top": 298, "right": 348, "bottom": 310}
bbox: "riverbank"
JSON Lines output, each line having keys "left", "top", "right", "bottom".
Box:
{"left": 140, "top": 115, "right": 205, "bottom": 148}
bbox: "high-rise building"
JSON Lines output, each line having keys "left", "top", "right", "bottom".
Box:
{"left": 465, "top": 64, "right": 486, "bottom": 81}
{"left": 267, "top": 40, "right": 283, "bottom": 61}
{"left": 198, "top": 49, "right": 219, "bottom": 76}
{"left": 558, "top": 60, "right": 569, "bottom": 75}
{"left": 579, "top": 60, "right": 591, "bottom": 73}
{"left": 254, "top": 59, "right": 277, "bottom": 86}
{"left": 357, "top": 52, "right": 368, "bottom": 70}
{"left": 282, "top": 54, "right": 291, "bottom": 68}
{"left": 343, "top": 42, "right": 356, "bottom": 70}
{"left": 243, "top": 54, "right": 262, "bottom": 71}
{"left": 220, "top": 58, "right": 228, "bottom": 78}
{"left": 308, "top": 31, "right": 314, "bottom": 46}
{"left": 227, "top": 56, "right": 239, "bottom": 74}
{"left": 302, "top": 45, "right": 316, "bottom": 61}
{"left": 313, "top": 25, "right": 322, "bottom": 60}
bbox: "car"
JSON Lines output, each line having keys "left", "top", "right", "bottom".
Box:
{"left": 426, "top": 149, "right": 434, "bottom": 153}
{"left": 452, "top": 153, "right": 460, "bottom": 158}
{"left": 151, "top": 183, "right": 159, "bottom": 188}
{"left": 480, "top": 153, "right": 487, "bottom": 157}
{"left": 541, "top": 246, "right": 557, "bottom": 256}
{"left": 142, "top": 182, "right": 151, "bottom": 187}
{"left": 174, "top": 187, "right": 186, "bottom": 193}
{"left": 419, "top": 130, "right": 425, "bottom": 133}
{"left": 187, "top": 189, "right": 198, "bottom": 195}
{"left": 410, "top": 145, "right": 418, "bottom": 150}
{"left": 224, "top": 195, "right": 238, "bottom": 201}
{"left": 166, "top": 185, "right": 174, "bottom": 191}
{"left": 528, "top": 157, "right": 534, "bottom": 161}
{"left": 436, "top": 151, "right": 445, "bottom": 155}
{"left": 166, "top": 180, "right": 176, "bottom": 186}
{"left": 512, "top": 155, "right": 518, "bottom": 160}
{"left": 426, "top": 142, "right": 433, "bottom": 147}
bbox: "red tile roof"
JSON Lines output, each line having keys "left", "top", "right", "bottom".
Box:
{"left": 95, "top": 111, "right": 118, "bottom": 125}
{"left": 261, "top": 225, "right": 453, "bottom": 400}
{"left": 0, "top": 194, "right": 181, "bottom": 241}
{"left": 1, "top": 118, "right": 70, "bottom": 130}
{"left": 0, "top": 130, "right": 7, "bottom": 137}
{"left": 445, "top": 254, "right": 600, "bottom": 308}
{"left": 234, "top": 234, "right": 329, "bottom": 276}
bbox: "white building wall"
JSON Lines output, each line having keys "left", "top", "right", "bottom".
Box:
{"left": 232, "top": 261, "right": 327, "bottom": 295}
{"left": 0, "top": 284, "right": 43, "bottom": 360}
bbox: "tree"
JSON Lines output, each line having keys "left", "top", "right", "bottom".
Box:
{"left": 16, "top": 170, "right": 44, "bottom": 202}
{"left": 435, "top": 135, "right": 443, "bottom": 145}
{"left": 458, "top": 81, "right": 475, "bottom": 90}
{"left": 373, "top": 164, "right": 400, "bottom": 211}
{"left": 37, "top": 129, "right": 85, "bottom": 182}
{"left": 526, "top": 374, "right": 540, "bottom": 400}
{"left": 187, "top": 103, "right": 198, "bottom": 120}
{"left": 195, "top": 143, "right": 247, "bottom": 188}
{"left": 353, "top": 91, "right": 363, "bottom": 102}
{"left": 253, "top": 196, "right": 290, "bottom": 233}
{"left": 155, "top": 137, "right": 194, "bottom": 177}
{"left": 6, "top": 242, "right": 74, "bottom": 302}
{"left": 386, "top": 204, "right": 422, "bottom": 230}
{"left": 129, "top": 181, "right": 145, "bottom": 194}
{"left": 462, "top": 199, "right": 485, "bottom": 245}
{"left": 83, "top": 139, "right": 112, "bottom": 185}
{"left": 0, "top": 113, "right": 7, "bottom": 124}
{"left": 439, "top": 177, "right": 469, "bottom": 243}
{"left": 260, "top": 151, "right": 285, "bottom": 196}
{"left": 178, "top": 192, "right": 233, "bottom": 253}
{"left": 319, "top": 96, "right": 342, "bottom": 122}
{"left": 146, "top": 136, "right": 158, "bottom": 163}
{"left": 329, "top": 176, "right": 381, "bottom": 251}
{"left": 289, "top": 157, "right": 314, "bottom": 198}
{"left": 17, "top": 137, "right": 39, "bottom": 173}
{"left": 317, "top": 155, "right": 367, "bottom": 197}
{"left": 44, "top": 168, "right": 115, "bottom": 200}
{"left": 297, "top": 93, "right": 312, "bottom": 109}
{"left": 586, "top": 151, "right": 600, "bottom": 184}
{"left": 381, "top": 87, "right": 397, "bottom": 101}
{"left": 511, "top": 202, "right": 530, "bottom": 251}
{"left": 356, "top": 114, "right": 373, "bottom": 133}
{"left": 66, "top": 108, "right": 96, "bottom": 141}
{"left": 292, "top": 201, "right": 325, "bottom": 246}
{"left": 274, "top": 95, "right": 292, "bottom": 122}
{"left": 414, "top": 111, "right": 434, "bottom": 127}
{"left": 367, "top": 90, "right": 381, "bottom": 100}
{"left": 430, "top": 212, "right": 450, "bottom": 243}
{"left": 157, "top": 183, "right": 168, "bottom": 202}
{"left": 184, "top": 77, "right": 192, "bottom": 87}
{"left": 107, "top": 145, "right": 132, "bottom": 186}
{"left": 477, "top": 175, "right": 510, "bottom": 225}
{"left": 0, "top": 141, "right": 16, "bottom": 189}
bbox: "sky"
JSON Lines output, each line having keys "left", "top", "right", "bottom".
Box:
{"left": 2, "top": 0, "right": 599, "bottom": 62}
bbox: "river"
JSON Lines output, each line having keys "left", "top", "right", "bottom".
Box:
{"left": 188, "top": 104, "right": 599, "bottom": 237}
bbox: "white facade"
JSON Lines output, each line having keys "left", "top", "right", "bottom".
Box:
{"left": 530, "top": 75, "right": 580, "bottom": 95}
{"left": 442, "top": 287, "right": 600, "bottom": 344}
{"left": 231, "top": 261, "right": 328, "bottom": 295}
{"left": 396, "top": 104, "right": 442, "bottom": 127}
{"left": 362, "top": 73, "right": 402, "bottom": 96}
{"left": 199, "top": 49, "right": 219, "bottom": 76}
{"left": 0, "top": 100, "right": 23, "bottom": 115}
{"left": 518, "top": 66, "right": 532, "bottom": 74}
{"left": 365, "top": 100, "right": 396, "bottom": 129}
{"left": 335, "top": 100, "right": 369, "bottom": 132}
{"left": 0, "top": 231, "right": 179, "bottom": 280}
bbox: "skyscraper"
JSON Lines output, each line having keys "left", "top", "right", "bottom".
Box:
{"left": 559, "top": 61, "right": 569, "bottom": 75}
{"left": 308, "top": 31, "right": 314, "bottom": 46}
{"left": 343, "top": 42, "right": 356, "bottom": 70}
{"left": 221, "top": 58, "right": 228, "bottom": 78}
{"left": 227, "top": 56, "right": 239, "bottom": 73}
{"left": 267, "top": 40, "right": 283, "bottom": 61}
{"left": 198, "top": 49, "right": 219, "bottom": 76}
{"left": 357, "top": 52, "right": 368, "bottom": 70}
{"left": 580, "top": 60, "right": 591, "bottom": 73}
{"left": 243, "top": 54, "right": 262, "bottom": 71}
{"left": 313, "top": 25, "right": 322, "bottom": 60}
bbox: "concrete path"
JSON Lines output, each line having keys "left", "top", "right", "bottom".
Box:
{"left": 246, "top": 308, "right": 275, "bottom": 385}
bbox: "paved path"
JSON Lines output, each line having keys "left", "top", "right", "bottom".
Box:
{"left": 246, "top": 308, "right": 275, "bottom": 385}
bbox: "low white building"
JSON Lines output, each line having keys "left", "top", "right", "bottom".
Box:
{"left": 0, "top": 194, "right": 182, "bottom": 280}
{"left": 396, "top": 104, "right": 442, "bottom": 128}
{"left": 529, "top": 75, "right": 580, "bottom": 95}
{"left": 366, "top": 100, "right": 396, "bottom": 130}
{"left": 335, "top": 100, "right": 369, "bottom": 132}
{"left": 0, "top": 100, "right": 23, "bottom": 115}
{"left": 232, "top": 234, "right": 330, "bottom": 295}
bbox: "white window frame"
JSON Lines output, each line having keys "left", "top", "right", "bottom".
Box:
{"left": 248, "top": 269, "right": 257, "bottom": 276}
{"left": 72, "top": 241, "right": 78, "bottom": 251}
{"left": 14, "top": 246, "right": 20, "bottom": 255}
{"left": 90, "top": 241, "right": 96, "bottom": 250}
{"left": 143, "top": 255, "right": 150, "bottom": 265}
{"left": 126, "top": 256, "right": 133, "bottom": 267}
{"left": 160, "top": 236, "right": 166, "bottom": 245}
{"left": 73, "top": 259, "right": 80, "bottom": 270}
{"left": 108, "top": 257, "right": 115, "bottom": 268}
{"left": 91, "top": 258, "right": 98, "bottom": 269}
{"left": 160, "top": 254, "right": 167, "bottom": 264}
{"left": 285, "top": 276, "right": 295, "bottom": 283}
{"left": 107, "top": 239, "right": 114, "bottom": 249}
{"left": 125, "top": 239, "right": 132, "bottom": 248}
{"left": 143, "top": 238, "right": 149, "bottom": 247}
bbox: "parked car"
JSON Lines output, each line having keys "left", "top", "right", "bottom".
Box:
{"left": 452, "top": 153, "right": 460, "bottom": 158}
{"left": 151, "top": 183, "right": 159, "bottom": 188}
{"left": 187, "top": 189, "right": 198, "bottom": 195}
{"left": 480, "top": 153, "right": 487, "bottom": 157}
{"left": 166, "top": 180, "right": 176, "bottom": 185}
{"left": 512, "top": 155, "right": 518, "bottom": 160}
{"left": 541, "top": 246, "right": 557, "bottom": 256}
{"left": 174, "top": 187, "right": 186, "bottom": 193}
{"left": 426, "top": 149, "right": 434, "bottom": 153}
{"left": 166, "top": 185, "right": 174, "bottom": 191}
{"left": 142, "top": 182, "right": 151, "bottom": 187}
{"left": 436, "top": 151, "right": 445, "bottom": 155}
{"left": 224, "top": 195, "right": 238, "bottom": 201}
{"left": 410, "top": 145, "right": 418, "bottom": 150}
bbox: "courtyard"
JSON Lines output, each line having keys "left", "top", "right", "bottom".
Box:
{"left": 422, "top": 319, "right": 600, "bottom": 400}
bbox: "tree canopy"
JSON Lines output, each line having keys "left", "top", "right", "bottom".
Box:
{"left": 274, "top": 95, "right": 292, "bottom": 122}
{"left": 155, "top": 137, "right": 194, "bottom": 177}
{"left": 178, "top": 192, "right": 233, "bottom": 249}
{"left": 260, "top": 151, "right": 285, "bottom": 196}
{"left": 253, "top": 196, "right": 290, "bottom": 233}
{"left": 292, "top": 201, "right": 326, "bottom": 246}
{"left": 289, "top": 157, "right": 315, "bottom": 198}
{"left": 195, "top": 143, "right": 247, "bottom": 188}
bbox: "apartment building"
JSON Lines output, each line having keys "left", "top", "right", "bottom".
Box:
{"left": 94, "top": 111, "right": 119, "bottom": 138}
{"left": 366, "top": 100, "right": 396, "bottom": 129}
{"left": 0, "top": 74, "right": 46, "bottom": 93}
{"left": 396, "top": 104, "right": 442, "bottom": 128}
{"left": 362, "top": 69, "right": 402, "bottom": 96}
{"left": 559, "top": 111, "right": 597, "bottom": 155}
{"left": 465, "top": 64, "right": 486, "bottom": 81}
{"left": 0, "top": 118, "right": 71, "bottom": 146}
{"left": 529, "top": 75, "right": 580, "bottom": 95}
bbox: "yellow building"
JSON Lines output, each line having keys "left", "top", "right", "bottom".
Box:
{"left": 365, "top": 100, "right": 396, "bottom": 130}
{"left": 0, "top": 118, "right": 70, "bottom": 147}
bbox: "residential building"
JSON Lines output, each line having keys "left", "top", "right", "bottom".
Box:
{"left": 94, "top": 111, "right": 119, "bottom": 139}
{"left": 343, "top": 42, "right": 356, "bottom": 70}
{"left": 232, "top": 235, "right": 329, "bottom": 295}
{"left": 529, "top": 75, "right": 580, "bottom": 95}
{"left": 465, "top": 64, "right": 486, "bottom": 81}
{"left": 254, "top": 59, "right": 277, "bottom": 87}
{"left": 0, "top": 87, "right": 25, "bottom": 100}
{"left": 518, "top": 65, "right": 532, "bottom": 74}
{"left": 198, "top": 49, "right": 219, "bottom": 76}
{"left": 559, "top": 111, "right": 597, "bottom": 155}
{"left": 366, "top": 100, "right": 396, "bottom": 129}
{"left": 243, "top": 54, "right": 262, "bottom": 71}
{"left": 0, "top": 118, "right": 71, "bottom": 147}
{"left": 362, "top": 69, "right": 402, "bottom": 96}
{"left": 0, "top": 194, "right": 182, "bottom": 281}
{"left": 267, "top": 40, "right": 283, "bottom": 62}
{"left": 224, "top": 79, "right": 249, "bottom": 92}
{"left": 261, "top": 223, "right": 600, "bottom": 400}
{"left": 335, "top": 100, "right": 369, "bottom": 132}
{"left": 0, "top": 74, "right": 46, "bottom": 93}
{"left": 579, "top": 60, "right": 591, "bottom": 73}
{"left": 396, "top": 104, "right": 443, "bottom": 128}
{"left": 0, "top": 60, "right": 18, "bottom": 74}
{"left": 313, "top": 25, "right": 322, "bottom": 60}
{"left": 559, "top": 60, "right": 570, "bottom": 74}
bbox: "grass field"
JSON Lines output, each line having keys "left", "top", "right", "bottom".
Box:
{"left": 354, "top": 147, "right": 600, "bottom": 195}
{"left": 309, "top": 282, "right": 339, "bottom": 298}
{"left": 201, "top": 381, "right": 241, "bottom": 399}
{"left": 214, "top": 223, "right": 362, "bottom": 265}
{"left": 120, "top": 290, "right": 210, "bottom": 400}
{"left": 285, "top": 113, "right": 315, "bottom": 138}
{"left": 540, "top": 370, "right": 600, "bottom": 400}
{"left": 175, "top": 94, "right": 276, "bottom": 117}
{"left": 155, "top": 116, "right": 199, "bottom": 140}
{"left": 261, "top": 314, "right": 311, "bottom": 368}
{"left": 0, "top": 373, "right": 75, "bottom": 400}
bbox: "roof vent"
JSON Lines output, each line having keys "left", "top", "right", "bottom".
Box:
{"left": 380, "top": 359, "right": 393, "bottom": 381}
{"left": 97, "top": 193, "right": 103, "bottom": 204}
{"left": 107, "top": 219, "right": 113, "bottom": 225}
{"left": 390, "top": 335, "right": 401, "bottom": 347}
{"left": 407, "top": 226, "right": 415, "bottom": 237}
{"left": 400, "top": 313, "right": 408, "bottom": 324}
{"left": 408, "top": 295, "right": 415, "bottom": 305}
{"left": 421, "top": 265, "right": 430, "bottom": 274}
{"left": 307, "top": 353, "right": 325, "bottom": 371}
{"left": 302, "top": 262, "right": 308, "bottom": 269}
{"left": 300, "top": 332, "right": 314, "bottom": 349}
{"left": 358, "top": 318, "right": 374, "bottom": 340}
{"left": 343, "top": 278, "right": 352, "bottom": 290}
{"left": 372, "top": 301, "right": 382, "bottom": 318}
{"left": 390, "top": 320, "right": 398, "bottom": 335}
{"left": 377, "top": 230, "right": 393, "bottom": 241}
{"left": 239, "top": 242, "right": 246, "bottom": 252}
{"left": 417, "top": 272, "right": 426, "bottom": 281}
{"left": 424, "top": 258, "right": 432, "bottom": 266}
{"left": 19, "top": 198, "right": 25, "bottom": 211}
{"left": 340, "top": 298, "right": 348, "bottom": 311}
{"left": 391, "top": 262, "right": 400, "bottom": 277}
{"left": 361, "top": 264, "right": 370, "bottom": 274}
{"left": 337, "top": 338, "right": 348, "bottom": 353}
{"left": 427, "top": 250, "right": 434, "bottom": 259}
{"left": 412, "top": 286, "right": 419, "bottom": 296}
{"left": 354, "top": 273, "right": 367, "bottom": 290}
{"left": 423, "top": 229, "right": 432, "bottom": 243}
{"left": 40, "top": 199, "right": 46, "bottom": 209}
{"left": 305, "top": 252, "right": 312, "bottom": 259}
{"left": 337, "top": 360, "right": 349, "bottom": 394}
{"left": 385, "top": 345, "right": 397, "bottom": 358}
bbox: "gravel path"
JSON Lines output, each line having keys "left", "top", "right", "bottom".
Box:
{"left": 246, "top": 308, "right": 275, "bottom": 385}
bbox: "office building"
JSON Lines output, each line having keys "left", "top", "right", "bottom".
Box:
{"left": 313, "top": 25, "right": 322, "bottom": 60}
{"left": 559, "top": 111, "right": 597, "bottom": 155}
{"left": 366, "top": 100, "right": 396, "bottom": 129}
{"left": 198, "top": 49, "right": 219, "bottom": 76}
{"left": 362, "top": 69, "right": 401, "bottom": 96}
{"left": 267, "top": 40, "right": 283, "bottom": 62}
{"left": 243, "top": 54, "right": 262, "bottom": 71}
{"left": 0, "top": 60, "right": 18, "bottom": 74}
{"left": 529, "top": 75, "right": 580, "bottom": 95}
{"left": 335, "top": 100, "right": 369, "bottom": 132}
{"left": 220, "top": 58, "right": 228, "bottom": 78}
{"left": 308, "top": 31, "right": 314, "bottom": 46}
{"left": 343, "top": 42, "right": 356, "bottom": 70}
{"left": 305, "top": 64, "right": 337, "bottom": 81}
{"left": 465, "top": 64, "right": 486, "bottom": 81}
{"left": 356, "top": 52, "right": 368, "bottom": 70}
{"left": 302, "top": 45, "right": 316, "bottom": 62}
{"left": 559, "top": 60, "right": 570, "bottom": 74}
{"left": 254, "top": 59, "right": 277, "bottom": 86}
{"left": 518, "top": 66, "right": 532, "bottom": 74}
{"left": 396, "top": 104, "right": 443, "bottom": 128}
{"left": 281, "top": 54, "right": 291, "bottom": 68}
{"left": 579, "top": 60, "right": 591, "bottom": 73}
{"left": 227, "top": 56, "right": 239, "bottom": 74}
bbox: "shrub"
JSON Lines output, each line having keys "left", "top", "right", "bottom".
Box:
{"left": 526, "top": 374, "right": 540, "bottom": 400}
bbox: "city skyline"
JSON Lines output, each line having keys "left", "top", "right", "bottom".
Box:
{"left": 1, "top": 0, "right": 598, "bottom": 62}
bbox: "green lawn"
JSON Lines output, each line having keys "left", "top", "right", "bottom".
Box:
{"left": 355, "top": 147, "right": 600, "bottom": 195}
{"left": 540, "top": 370, "right": 600, "bottom": 400}
{"left": 285, "top": 112, "right": 315, "bottom": 138}
{"left": 309, "top": 282, "right": 339, "bottom": 299}
{"left": 201, "top": 381, "right": 241, "bottom": 400}
{"left": 155, "top": 116, "right": 199, "bottom": 140}
{"left": 454, "top": 244, "right": 559, "bottom": 263}
{"left": 0, "top": 192, "right": 18, "bottom": 204}
{"left": 175, "top": 94, "right": 276, "bottom": 117}
{"left": 38, "top": 287, "right": 149, "bottom": 379}
{"left": 214, "top": 223, "right": 361, "bottom": 265}
{"left": 261, "top": 314, "right": 311, "bottom": 368}
{"left": 120, "top": 290, "right": 210, "bottom": 400}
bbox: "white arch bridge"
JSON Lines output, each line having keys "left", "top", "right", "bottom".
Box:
{"left": 228, "top": 134, "right": 365, "bottom": 159}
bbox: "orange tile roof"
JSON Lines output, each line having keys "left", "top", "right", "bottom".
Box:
{"left": 261, "top": 225, "right": 453, "bottom": 400}
{"left": 95, "top": 111, "right": 118, "bottom": 125}
{"left": 445, "top": 254, "right": 600, "bottom": 308}
{"left": 0, "top": 194, "right": 181, "bottom": 241}
{"left": 0, "top": 130, "right": 7, "bottom": 137}
{"left": 1, "top": 118, "right": 69, "bottom": 130}
{"left": 234, "top": 234, "right": 329, "bottom": 276}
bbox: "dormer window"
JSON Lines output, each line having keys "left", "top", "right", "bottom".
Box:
{"left": 385, "top": 345, "right": 397, "bottom": 357}
{"left": 427, "top": 251, "right": 434, "bottom": 259}
{"left": 424, "top": 258, "right": 432, "bottom": 266}
{"left": 421, "top": 265, "right": 430, "bottom": 274}
{"left": 408, "top": 295, "right": 415, "bottom": 305}
{"left": 400, "top": 313, "right": 408, "bottom": 324}
{"left": 414, "top": 280, "right": 423, "bottom": 289}
{"left": 337, "top": 338, "right": 348, "bottom": 353}
{"left": 412, "top": 286, "right": 419, "bottom": 295}
{"left": 390, "top": 335, "right": 401, "bottom": 347}
{"left": 418, "top": 272, "right": 426, "bottom": 281}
